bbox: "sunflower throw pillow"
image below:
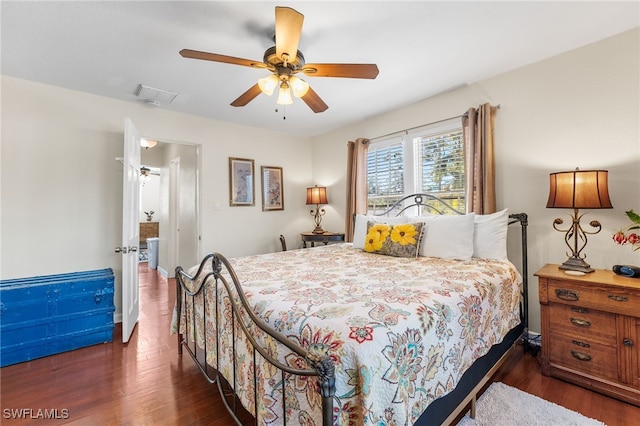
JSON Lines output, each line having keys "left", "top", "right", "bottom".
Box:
{"left": 363, "top": 221, "right": 424, "bottom": 258}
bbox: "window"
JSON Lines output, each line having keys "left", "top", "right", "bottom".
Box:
{"left": 367, "top": 136, "right": 404, "bottom": 209}
{"left": 367, "top": 119, "right": 465, "bottom": 214}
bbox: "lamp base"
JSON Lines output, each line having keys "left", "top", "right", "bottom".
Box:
{"left": 312, "top": 226, "right": 325, "bottom": 234}
{"left": 559, "top": 257, "right": 594, "bottom": 274}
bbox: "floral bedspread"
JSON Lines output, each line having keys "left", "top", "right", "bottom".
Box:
{"left": 172, "top": 243, "right": 522, "bottom": 426}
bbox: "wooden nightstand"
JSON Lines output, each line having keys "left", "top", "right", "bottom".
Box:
{"left": 300, "top": 232, "right": 345, "bottom": 248}
{"left": 536, "top": 264, "right": 640, "bottom": 406}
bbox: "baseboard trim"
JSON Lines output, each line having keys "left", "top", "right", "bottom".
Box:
{"left": 157, "top": 267, "right": 169, "bottom": 278}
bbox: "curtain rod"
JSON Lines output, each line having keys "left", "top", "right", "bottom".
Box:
{"left": 368, "top": 104, "right": 500, "bottom": 143}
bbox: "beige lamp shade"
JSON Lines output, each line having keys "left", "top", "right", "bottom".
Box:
{"left": 546, "top": 169, "right": 612, "bottom": 209}
{"left": 306, "top": 186, "right": 328, "bottom": 205}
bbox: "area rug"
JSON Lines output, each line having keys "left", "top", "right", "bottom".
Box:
{"left": 457, "top": 382, "right": 606, "bottom": 426}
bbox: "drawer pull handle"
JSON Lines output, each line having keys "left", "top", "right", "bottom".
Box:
{"left": 555, "top": 289, "right": 579, "bottom": 301}
{"left": 571, "top": 307, "right": 588, "bottom": 314}
{"left": 607, "top": 294, "right": 629, "bottom": 302}
{"left": 572, "top": 340, "right": 590, "bottom": 348}
{"left": 623, "top": 338, "right": 633, "bottom": 347}
{"left": 570, "top": 317, "right": 591, "bottom": 328}
{"left": 571, "top": 350, "right": 592, "bottom": 362}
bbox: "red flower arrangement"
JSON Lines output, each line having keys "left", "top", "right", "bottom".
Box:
{"left": 612, "top": 210, "right": 640, "bottom": 252}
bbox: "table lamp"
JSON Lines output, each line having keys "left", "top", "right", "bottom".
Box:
{"left": 546, "top": 168, "right": 612, "bottom": 273}
{"left": 306, "top": 185, "right": 328, "bottom": 234}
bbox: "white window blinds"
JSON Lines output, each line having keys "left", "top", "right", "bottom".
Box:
{"left": 367, "top": 118, "right": 466, "bottom": 214}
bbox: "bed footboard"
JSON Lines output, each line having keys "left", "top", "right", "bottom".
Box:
{"left": 175, "top": 253, "right": 335, "bottom": 425}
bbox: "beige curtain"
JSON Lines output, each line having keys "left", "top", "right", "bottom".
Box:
{"left": 463, "top": 103, "right": 497, "bottom": 214}
{"left": 345, "top": 138, "right": 369, "bottom": 241}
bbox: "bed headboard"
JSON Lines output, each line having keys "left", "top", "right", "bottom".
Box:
{"left": 367, "top": 192, "right": 531, "bottom": 351}
{"left": 373, "top": 193, "right": 464, "bottom": 217}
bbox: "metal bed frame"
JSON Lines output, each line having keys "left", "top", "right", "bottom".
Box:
{"left": 175, "top": 193, "right": 528, "bottom": 425}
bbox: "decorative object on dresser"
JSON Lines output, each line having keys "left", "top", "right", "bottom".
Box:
{"left": 546, "top": 168, "right": 613, "bottom": 273}
{"left": 300, "top": 231, "right": 344, "bottom": 248}
{"left": 306, "top": 184, "right": 328, "bottom": 233}
{"left": 612, "top": 209, "right": 640, "bottom": 252}
{"left": 143, "top": 210, "right": 154, "bottom": 221}
{"left": 536, "top": 263, "right": 640, "bottom": 406}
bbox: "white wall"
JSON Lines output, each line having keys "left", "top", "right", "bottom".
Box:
{"left": 140, "top": 175, "right": 160, "bottom": 221}
{"left": 139, "top": 143, "right": 164, "bottom": 222}
{"left": 156, "top": 142, "right": 199, "bottom": 277}
{"left": 1, "top": 77, "right": 313, "bottom": 318}
{"left": 310, "top": 28, "right": 640, "bottom": 333}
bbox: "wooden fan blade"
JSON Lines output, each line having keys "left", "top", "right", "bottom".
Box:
{"left": 302, "top": 63, "right": 379, "bottom": 79}
{"left": 301, "top": 87, "right": 328, "bottom": 113}
{"left": 231, "top": 84, "right": 262, "bottom": 107}
{"left": 180, "top": 49, "right": 266, "bottom": 69}
{"left": 275, "top": 7, "right": 304, "bottom": 63}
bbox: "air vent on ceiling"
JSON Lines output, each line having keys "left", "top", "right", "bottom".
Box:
{"left": 135, "top": 84, "right": 178, "bottom": 106}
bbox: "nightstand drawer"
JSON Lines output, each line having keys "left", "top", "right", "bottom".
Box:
{"left": 550, "top": 337, "right": 618, "bottom": 382}
{"left": 548, "top": 279, "right": 640, "bottom": 316}
{"left": 548, "top": 303, "right": 616, "bottom": 346}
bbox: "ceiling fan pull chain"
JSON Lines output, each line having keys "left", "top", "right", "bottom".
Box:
{"left": 275, "top": 106, "right": 287, "bottom": 120}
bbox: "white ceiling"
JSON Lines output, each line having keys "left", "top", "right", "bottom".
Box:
{"left": 2, "top": 1, "right": 638, "bottom": 137}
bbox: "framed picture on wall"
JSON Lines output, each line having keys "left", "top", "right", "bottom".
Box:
{"left": 261, "top": 166, "right": 284, "bottom": 211}
{"left": 229, "top": 157, "right": 255, "bottom": 206}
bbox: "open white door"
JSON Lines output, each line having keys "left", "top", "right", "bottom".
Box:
{"left": 121, "top": 118, "right": 141, "bottom": 343}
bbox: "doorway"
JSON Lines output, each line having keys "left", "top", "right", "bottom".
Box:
{"left": 139, "top": 140, "right": 200, "bottom": 279}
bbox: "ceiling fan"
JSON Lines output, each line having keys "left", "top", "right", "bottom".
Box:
{"left": 179, "top": 6, "right": 379, "bottom": 113}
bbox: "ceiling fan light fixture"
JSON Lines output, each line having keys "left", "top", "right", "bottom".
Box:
{"left": 258, "top": 74, "right": 279, "bottom": 96}
{"left": 277, "top": 82, "right": 293, "bottom": 105}
{"left": 289, "top": 76, "right": 309, "bottom": 98}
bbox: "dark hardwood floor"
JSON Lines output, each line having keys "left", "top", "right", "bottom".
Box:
{"left": 1, "top": 263, "right": 638, "bottom": 425}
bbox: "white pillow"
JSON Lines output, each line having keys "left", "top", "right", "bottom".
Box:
{"left": 412, "top": 213, "right": 476, "bottom": 259}
{"left": 352, "top": 214, "right": 411, "bottom": 249}
{"left": 473, "top": 209, "right": 509, "bottom": 260}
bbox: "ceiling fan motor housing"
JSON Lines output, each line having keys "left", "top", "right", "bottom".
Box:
{"left": 263, "top": 46, "right": 305, "bottom": 72}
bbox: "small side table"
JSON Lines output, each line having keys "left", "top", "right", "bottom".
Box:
{"left": 300, "top": 232, "right": 345, "bottom": 248}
